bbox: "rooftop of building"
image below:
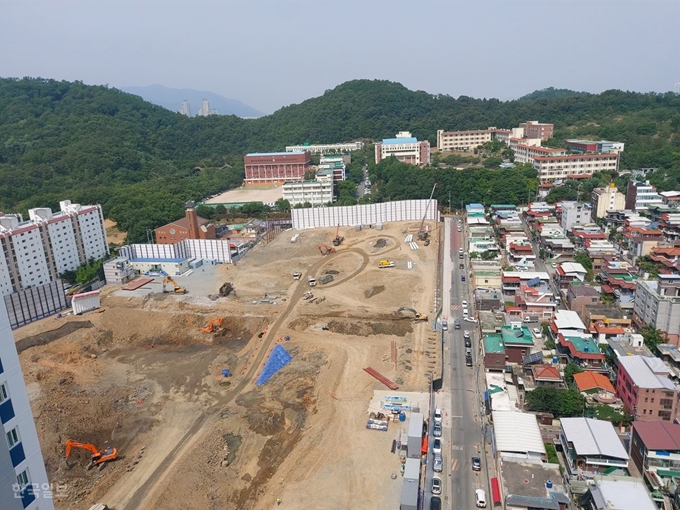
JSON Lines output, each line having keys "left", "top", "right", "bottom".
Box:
{"left": 382, "top": 137, "right": 418, "bottom": 144}
{"left": 590, "top": 478, "right": 656, "bottom": 510}
{"left": 553, "top": 310, "right": 587, "bottom": 330}
{"left": 633, "top": 421, "right": 680, "bottom": 451}
{"left": 559, "top": 262, "right": 587, "bottom": 274}
{"left": 501, "top": 458, "right": 568, "bottom": 510}
{"left": 160, "top": 215, "right": 210, "bottom": 230}
{"left": 492, "top": 411, "right": 546, "bottom": 456}
{"left": 560, "top": 417, "right": 629, "bottom": 460}
{"left": 573, "top": 371, "right": 615, "bottom": 393}
{"left": 246, "top": 151, "right": 306, "bottom": 157}
{"left": 500, "top": 326, "right": 534, "bottom": 346}
{"left": 532, "top": 365, "right": 562, "bottom": 381}
{"left": 657, "top": 343, "right": 680, "bottom": 362}
{"left": 618, "top": 356, "right": 675, "bottom": 390}
{"left": 559, "top": 334, "right": 602, "bottom": 358}
{"left": 606, "top": 335, "right": 651, "bottom": 359}
{"left": 484, "top": 334, "right": 505, "bottom": 353}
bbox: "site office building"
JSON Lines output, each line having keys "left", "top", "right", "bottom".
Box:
{"left": 243, "top": 151, "right": 312, "bottom": 185}
{"left": 0, "top": 201, "right": 109, "bottom": 295}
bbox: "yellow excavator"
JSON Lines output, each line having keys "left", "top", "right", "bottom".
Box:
{"left": 162, "top": 277, "right": 187, "bottom": 294}
{"left": 393, "top": 307, "right": 428, "bottom": 322}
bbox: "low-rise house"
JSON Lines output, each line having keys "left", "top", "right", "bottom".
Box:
{"left": 484, "top": 334, "right": 506, "bottom": 371}
{"left": 624, "top": 226, "right": 664, "bottom": 262}
{"left": 556, "top": 333, "right": 606, "bottom": 371}
{"left": 532, "top": 365, "right": 564, "bottom": 388}
{"left": 582, "top": 305, "right": 632, "bottom": 330}
{"left": 599, "top": 258, "right": 637, "bottom": 308}
{"left": 605, "top": 333, "right": 652, "bottom": 367}
{"left": 573, "top": 372, "right": 616, "bottom": 400}
{"left": 566, "top": 286, "right": 601, "bottom": 316}
{"left": 499, "top": 457, "right": 569, "bottom": 510}
{"left": 657, "top": 343, "right": 680, "bottom": 370}
{"left": 492, "top": 411, "right": 546, "bottom": 459}
{"left": 514, "top": 283, "right": 556, "bottom": 320}
{"left": 502, "top": 271, "right": 550, "bottom": 296}
{"left": 500, "top": 325, "right": 535, "bottom": 363}
{"left": 560, "top": 417, "right": 629, "bottom": 478}
{"left": 580, "top": 477, "right": 656, "bottom": 510}
{"left": 555, "top": 262, "right": 588, "bottom": 290}
{"left": 572, "top": 229, "right": 607, "bottom": 249}
{"left": 616, "top": 355, "right": 679, "bottom": 422}
{"left": 508, "top": 241, "right": 536, "bottom": 266}
{"left": 649, "top": 245, "right": 680, "bottom": 275}
{"left": 474, "top": 288, "right": 502, "bottom": 311}
{"left": 586, "top": 240, "right": 619, "bottom": 270}
{"left": 630, "top": 421, "right": 680, "bottom": 494}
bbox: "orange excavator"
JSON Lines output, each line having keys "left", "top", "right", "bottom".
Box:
{"left": 65, "top": 439, "right": 118, "bottom": 470}
{"left": 202, "top": 317, "right": 224, "bottom": 333}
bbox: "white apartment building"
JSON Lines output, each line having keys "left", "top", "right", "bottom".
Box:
{"left": 285, "top": 141, "right": 364, "bottom": 155}
{"left": 533, "top": 153, "right": 619, "bottom": 181}
{"left": 512, "top": 144, "right": 566, "bottom": 164}
{"left": 436, "top": 128, "right": 496, "bottom": 152}
{"left": 0, "top": 201, "right": 109, "bottom": 295}
{"left": 0, "top": 300, "right": 54, "bottom": 510}
{"left": 282, "top": 175, "right": 334, "bottom": 207}
{"left": 318, "top": 155, "right": 346, "bottom": 182}
{"left": 559, "top": 202, "right": 592, "bottom": 232}
{"left": 625, "top": 181, "right": 664, "bottom": 211}
{"left": 591, "top": 184, "right": 626, "bottom": 218}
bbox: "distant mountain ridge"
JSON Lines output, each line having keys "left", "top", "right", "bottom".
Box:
{"left": 518, "top": 87, "right": 586, "bottom": 101}
{"left": 121, "top": 84, "right": 265, "bottom": 118}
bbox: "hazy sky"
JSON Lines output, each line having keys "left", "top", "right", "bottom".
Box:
{"left": 1, "top": 0, "right": 679, "bottom": 114}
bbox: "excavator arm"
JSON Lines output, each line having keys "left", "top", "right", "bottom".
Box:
{"left": 65, "top": 439, "right": 99, "bottom": 458}
{"left": 65, "top": 439, "right": 118, "bottom": 469}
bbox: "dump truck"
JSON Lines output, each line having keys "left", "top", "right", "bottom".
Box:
{"left": 378, "top": 260, "right": 395, "bottom": 268}
{"left": 308, "top": 276, "right": 317, "bottom": 287}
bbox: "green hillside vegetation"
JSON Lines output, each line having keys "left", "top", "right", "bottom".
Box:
{"left": 1, "top": 77, "right": 679, "bottom": 242}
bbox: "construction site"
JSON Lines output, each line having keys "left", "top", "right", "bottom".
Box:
{"left": 14, "top": 220, "right": 441, "bottom": 510}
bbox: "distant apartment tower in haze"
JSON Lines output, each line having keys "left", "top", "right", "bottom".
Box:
{"left": 0, "top": 297, "right": 54, "bottom": 510}
{"left": 197, "top": 98, "right": 217, "bottom": 117}
{"left": 180, "top": 100, "right": 191, "bottom": 117}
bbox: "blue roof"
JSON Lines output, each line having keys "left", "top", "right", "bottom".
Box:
{"left": 130, "top": 257, "right": 187, "bottom": 263}
{"left": 246, "top": 151, "right": 305, "bottom": 157}
{"left": 382, "top": 137, "right": 418, "bottom": 145}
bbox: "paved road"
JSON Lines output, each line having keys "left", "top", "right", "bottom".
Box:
{"left": 422, "top": 217, "right": 487, "bottom": 510}
{"left": 356, "top": 164, "right": 369, "bottom": 197}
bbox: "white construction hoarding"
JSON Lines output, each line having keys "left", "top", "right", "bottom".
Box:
{"left": 291, "top": 199, "right": 440, "bottom": 230}
{"left": 120, "top": 239, "right": 232, "bottom": 264}
{"left": 72, "top": 290, "right": 101, "bottom": 315}
{"left": 4, "top": 280, "right": 67, "bottom": 329}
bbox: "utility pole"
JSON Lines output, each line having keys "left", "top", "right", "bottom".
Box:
{"left": 448, "top": 192, "right": 451, "bottom": 215}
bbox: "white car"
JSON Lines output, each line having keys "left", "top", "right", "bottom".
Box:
{"left": 434, "top": 408, "right": 443, "bottom": 425}
{"left": 431, "top": 477, "right": 442, "bottom": 495}
{"left": 461, "top": 300, "right": 467, "bottom": 307}
{"left": 532, "top": 327, "right": 542, "bottom": 338}
{"left": 551, "top": 262, "right": 557, "bottom": 268}
{"left": 433, "top": 454, "right": 443, "bottom": 473}
{"left": 463, "top": 330, "right": 471, "bottom": 338}
{"left": 464, "top": 316, "right": 477, "bottom": 323}
{"left": 432, "top": 438, "right": 442, "bottom": 455}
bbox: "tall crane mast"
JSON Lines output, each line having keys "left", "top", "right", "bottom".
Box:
{"left": 418, "top": 183, "right": 438, "bottom": 240}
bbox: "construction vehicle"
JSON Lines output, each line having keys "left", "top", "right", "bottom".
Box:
{"left": 417, "top": 183, "right": 438, "bottom": 240}
{"left": 202, "top": 317, "right": 224, "bottom": 333}
{"left": 162, "top": 277, "right": 187, "bottom": 294}
{"left": 318, "top": 245, "right": 336, "bottom": 256}
{"left": 332, "top": 225, "right": 344, "bottom": 246}
{"left": 293, "top": 272, "right": 302, "bottom": 280}
{"left": 393, "top": 307, "right": 428, "bottom": 321}
{"left": 303, "top": 291, "right": 314, "bottom": 300}
{"left": 378, "top": 260, "right": 396, "bottom": 268}
{"left": 218, "top": 282, "right": 234, "bottom": 297}
{"left": 65, "top": 439, "right": 118, "bottom": 470}
{"left": 308, "top": 276, "right": 317, "bottom": 287}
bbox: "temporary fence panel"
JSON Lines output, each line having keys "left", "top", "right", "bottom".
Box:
{"left": 120, "top": 239, "right": 231, "bottom": 264}
{"left": 291, "top": 200, "right": 440, "bottom": 230}
{"left": 184, "top": 239, "right": 232, "bottom": 263}
{"left": 4, "top": 280, "right": 67, "bottom": 329}
{"left": 72, "top": 290, "right": 101, "bottom": 315}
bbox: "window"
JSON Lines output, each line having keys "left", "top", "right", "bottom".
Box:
{"left": 6, "top": 427, "right": 19, "bottom": 448}
{"left": 16, "top": 469, "right": 29, "bottom": 488}
{"left": 0, "top": 383, "right": 8, "bottom": 402}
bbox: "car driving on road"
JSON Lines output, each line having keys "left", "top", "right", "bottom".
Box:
{"left": 472, "top": 455, "right": 481, "bottom": 471}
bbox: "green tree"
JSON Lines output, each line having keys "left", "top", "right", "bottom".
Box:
{"left": 483, "top": 157, "right": 503, "bottom": 168}
{"left": 214, "top": 204, "right": 227, "bottom": 216}
{"left": 641, "top": 324, "right": 665, "bottom": 352}
{"left": 525, "top": 386, "right": 585, "bottom": 417}
{"left": 574, "top": 252, "right": 594, "bottom": 281}
{"left": 564, "top": 363, "right": 584, "bottom": 387}
{"left": 274, "top": 198, "right": 291, "bottom": 212}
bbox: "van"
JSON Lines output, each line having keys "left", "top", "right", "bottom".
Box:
{"left": 475, "top": 489, "right": 486, "bottom": 507}
{"left": 442, "top": 320, "right": 448, "bottom": 331}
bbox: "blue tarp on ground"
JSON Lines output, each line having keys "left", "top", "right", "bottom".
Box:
{"left": 256, "top": 345, "right": 292, "bottom": 386}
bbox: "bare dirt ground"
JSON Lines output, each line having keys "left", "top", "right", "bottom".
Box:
{"left": 15, "top": 221, "right": 441, "bottom": 510}
{"left": 103, "top": 219, "right": 127, "bottom": 246}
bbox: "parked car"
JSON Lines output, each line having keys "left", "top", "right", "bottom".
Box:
{"left": 465, "top": 337, "right": 472, "bottom": 348}
{"left": 431, "top": 477, "right": 442, "bottom": 495}
{"left": 532, "top": 327, "right": 542, "bottom": 338}
{"left": 434, "top": 408, "right": 442, "bottom": 425}
{"left": 463, "top": 330, "right": 471, "bottom": 338}
{"left": 433, "top": 423, "right": 442, "bottom": 438}
{"left": 475, "top": 489, "right": 487, "bottom": 508}
{"left": 551, "top": 262, "right": 557, "bottom": 268}
{"left": 461, "top": 275, "right": 466, "bottom": 281}
{"left": 431, "top": 495, "right": 442, "bottom": 510}
{"left": 466, "top": 355, "right": 473, "bottom": 367}
{"left": 432, "top": 438, "right": 442, "bottom": 455}
{"left": 459, "top": 263, "right": 464, "bottom": 269}
{"left": 472, "top": 456, "right": 481, "bottom": 471}
{"left": 433, "top": 454, "right": 443, "bottom": 473}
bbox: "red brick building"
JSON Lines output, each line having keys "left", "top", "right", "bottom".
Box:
{"left": 520, "top": 121, "right": 554, "bottom": 141}
{"left": 154, "top": 202, "right": 216, "bottom": 244}
{"left": 244, "top": 151, "right": 311, "bottom": 185}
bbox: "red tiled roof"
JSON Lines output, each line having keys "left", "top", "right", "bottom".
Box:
{"left": 573, "top": 231, "right": 607, "bottom": 239}
{"left": 600, "top": 284, "right": 615, "bottom": 294}
{"left": 565, "top": 174, "right": 594, "bottom": 179}
{"left": 573, "top": 372, "right": 615, "bottom": 393}
{"left": 502, "top": 276, "right": 521, "bottom": 282}
{"left": 532, "top": 365, "right": 562, "bottom": 381}
{"left": 558, "top": 334, "right": 604, "bottom": 360}
{"left": 653, "top": 247, "right": 680, "bottom": 257}
{"left": 510, "top": 243, "right": 533, "bottom": 252}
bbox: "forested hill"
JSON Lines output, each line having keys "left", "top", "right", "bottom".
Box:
{"left": 0, "top": 77, "right": 679, "bottom": 242}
